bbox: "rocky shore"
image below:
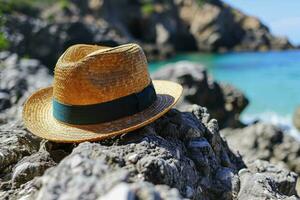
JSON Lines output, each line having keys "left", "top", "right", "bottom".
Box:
{"left": 152, "top": 62, "right": 249, "bottom": 129}
{"left": 221, "top": 123, "right": 300, "bottom": 174}
{"left": 1, "top": 0, "right": 296, "bottom": 68}
{"left": 0, "top": 53, "right": 300, "bottom": 199}
{"left": 294, "top": 107, "right": 300, "bottom": 131}
{"left": 1, "top": 0, "right": 300, "bottom": 199}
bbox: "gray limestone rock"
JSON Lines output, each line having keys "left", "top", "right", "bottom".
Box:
{"left": 1, "top": 107, "right": 298, "bottom": 200}
{"left": 11, "top": 146, "right": 56, "bottom": 188}
{"left": 221, "top": 123, "right": 300, "bottom": 174}
{"left": 0, "top": 108, "right": 244, "bottom": 200}
{"left": 0, "top": 53, "right": 52, "bottom": 123}
{"left": 0, "top": 121, "right": 40, "bottom": 177}
{"left": 238, "top": 160, "right": 298, "bottom": 200}
{"left": 0, "top": 121, "right": 72, "bottom": 193}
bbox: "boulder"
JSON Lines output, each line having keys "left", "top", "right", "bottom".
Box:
{"left": 0, "top": 52, "right": 52, "bottom": 123}
{"left": 0, "top": 106, "right": 298, "bottom": 199}
{"left": 0, "top": 121, "right": 40, "bottom": 176}
{"left": 293, "top": 107, "right": 300, "bottom": 131}
{"left": 238, "top": 160, "right": 298, "bottom": 200}
{"left": 221, "top": 123, "right": 300, "bottom": 174}
{"left": 1, "top": 14, "right": 126, "bottom": 68}
{"left": 152, "top": 61, "right": 249, "bottom": 128}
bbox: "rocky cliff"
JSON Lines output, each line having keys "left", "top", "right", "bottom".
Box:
{"left": 178, "top": 0, "right": 293, "bottom": 52}
{"left": 0, "top": 0, "right": 295, "bottom": 68}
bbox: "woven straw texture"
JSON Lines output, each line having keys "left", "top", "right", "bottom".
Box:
{"left": 23, "top": 80, "right": 182, "bottom": 143}
{"left": 23, "top": 43, "right": 182, "bottom": 143}
{"left": 54, "top": 43, "right": 151, "bottom": 105}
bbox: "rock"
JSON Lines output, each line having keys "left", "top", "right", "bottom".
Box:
{"left": 11, "top": 147, "right": 56, "bottom": 188}
{"left": 0, "top": 53, "right": 52, "bottom": 123}
{"left": 177, "top": 0, "right": 294, "bottom": 52}
{"left": 1, "top": 0, "right": 296, "bottom": 68}
{"left": 1, "top": 0, "right": 295, "bottom": 66}
{"left": 0, "top": 121, "right": 40, "bottom": 174}
{"left": 238, "top": 160, "right": 298, "bottom": 200}
{"left": 0, "top": 90, "right": 11, "bottom": 111}
{"left": 141, "top": 43, "right": 175, "bottom": 61}
{"left": 98, "top": 182, "right": 182, "bottom": 200}
{"left": 0, "top": 121, "right": 41, "bottom": 192}
{"left": 1, "top": 106, "right": 298, "bottom": 199}
{"left": 0, "top": 107, "right": 241, "bottom": 199}
{"left": 8, "top": 140, "right": 72, "bottom": 189}
{"left": 221, "top": 123, "right": 300, "bottom": 174}
{"left": 152, "top": 61, "right": 249, "bottom": 128}
{"left": 221, "top": 83, "right": 248, "bottom": 115}
{"left": 42, "top": 0, "right": 296, "bottom": 53}
{"left": 1, "top": 14, "right": 126, "bottom": 68}
{"left": 293, "top": 106, "right": 300, "bottom": 131}
{"left": 0, "top": 122, "right": 73, "bottom": 192}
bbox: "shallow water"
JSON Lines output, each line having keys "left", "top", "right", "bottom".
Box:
{"left": 149, "top": 50, "right": 300, "bottom": 136}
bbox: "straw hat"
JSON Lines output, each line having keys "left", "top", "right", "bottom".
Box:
{"left": 23, "top": 43, "right": 182, "bottom": 143}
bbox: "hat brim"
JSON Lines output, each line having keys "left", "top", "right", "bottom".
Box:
{"left": 23, "top": 80, "right": 182, "bottom": 143}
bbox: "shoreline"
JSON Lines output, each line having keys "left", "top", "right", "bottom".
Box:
{"left": 150, "top": 51, "right": 300, "bottom": 118}
{"left": 242, "top": 112, "right": 300, "bottom": 141}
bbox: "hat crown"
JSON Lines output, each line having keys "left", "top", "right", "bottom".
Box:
{"left": 53, "top": 43, "right": 151, "bottom": 105}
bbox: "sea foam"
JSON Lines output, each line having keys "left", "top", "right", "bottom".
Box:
{"left": 242, "top": 112, "right": 300, "bottom": 141}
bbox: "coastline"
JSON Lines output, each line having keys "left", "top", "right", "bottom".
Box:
{"left": 242, "top": 112, "right": 300, "bottom": 141}
{"left": 1, "top": 0, "right": 300, "bottom": 198}
{"left": 150, "top": 50, "right": 300, "bottom": 117}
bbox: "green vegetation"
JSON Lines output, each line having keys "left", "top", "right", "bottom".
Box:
{"left": 141, "top": 3, "right": 155, "bottom": 16}
{"left": 0, "top": 32, "right": 9, "bottom": 50}
{"left": 0, "top": 0, "right": 70, "bottom": 16}
{"left": 58, "top": 0, "right": 70, "bottom": 10}
{"left": 0, "top": 12, "right": 9, "bottom": 50}
{"left": 196, "top": 0, "right": 210, "bottom": 7}
{"left": 22, "top": 54, "right": 30, "bottom": 59}
{"left": 0, "top": 0, "right": 39, "bottom": 16}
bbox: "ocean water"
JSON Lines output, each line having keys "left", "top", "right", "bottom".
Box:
{"left": 149, "top": 50, "right": 300, "bottom": 137}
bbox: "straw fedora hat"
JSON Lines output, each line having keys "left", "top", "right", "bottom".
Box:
{"left": 23, "top": 43, "right": 182, "bottom": 143}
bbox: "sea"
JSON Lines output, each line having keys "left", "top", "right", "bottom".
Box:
{"left": 149, "top": 50, "right": 300, "bottom": 139}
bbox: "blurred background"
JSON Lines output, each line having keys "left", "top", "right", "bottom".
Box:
{"left": 0, "top": 0, "right": 300, "bottom": 135}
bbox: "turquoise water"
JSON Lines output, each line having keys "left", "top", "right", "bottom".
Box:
{"left": 149, "top": 50, "right": 300, "bottom": 117}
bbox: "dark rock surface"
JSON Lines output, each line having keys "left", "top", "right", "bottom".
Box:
{"left": 1, "top": 106, "right": 298, "bottom": 199}
{"left": 0, "top": 52, "right": 52, "bottom": 123}
{"left": 1, "top": 14, "right": 127, "bottom": 68}
{"left": 238, "top": 160, "right": 298, "bottom": 200}
{"left": 0, "top": 121, "right": 40, "bottom": 178}
{"left": 293, "top": 106, "right": 300, "bottom": 131}
{"left": 0, "top": 120, "right": 72, "bottom": 192}
{"left": 152, "top": 61, "right": 249, "bottom": 129}
{"left": 221, "top": 123, "right": 300, "bottom": 175}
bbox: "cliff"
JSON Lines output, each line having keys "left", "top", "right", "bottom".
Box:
{"left": 0, "top": 0, "right": 295, "bottom": 67}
